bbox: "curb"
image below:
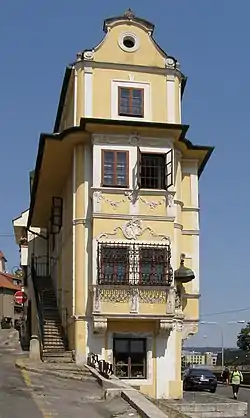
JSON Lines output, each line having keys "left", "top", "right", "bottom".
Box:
{"left": 85, "top": 365, "right": 169, "bottom": 418}
{"left": 15, "top": 359, "right": 95, "bottom": 382}
{"left": 218, "top": 382, "right": 250, "bottom": 390}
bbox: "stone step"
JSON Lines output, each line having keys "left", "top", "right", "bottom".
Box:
{"left": 43, "top": 351, "right": 72, "bottom": 357}
{"left": 44, "top": 342, "right": 65, "bottom": 347}
{"left": 44, "top": 337, "right": 64, "bottom": 342}
{"left": 165, "top": 399, "right": 248, "bottom": 418}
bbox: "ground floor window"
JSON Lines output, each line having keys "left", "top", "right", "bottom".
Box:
{"left": 113, "top": 337, "right": 147, "bottom": 379}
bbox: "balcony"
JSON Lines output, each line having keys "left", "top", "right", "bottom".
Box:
{"left": 91, "top": 241, "right": 175, "bottom": 320}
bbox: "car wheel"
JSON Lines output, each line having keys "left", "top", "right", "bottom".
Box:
{"left": 210, "top": 387, "right": 216, "bottom": 393}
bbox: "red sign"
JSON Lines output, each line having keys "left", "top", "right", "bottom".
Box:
{"left": 14, "top": 291, "right": 27, "bottom": 305}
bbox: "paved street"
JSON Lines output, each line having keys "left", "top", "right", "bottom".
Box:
{"left": 217, "top": 384, "right": 250, "bottom": 411}
{"left": 0, "top": 343, "right": 139, "bottom": 417}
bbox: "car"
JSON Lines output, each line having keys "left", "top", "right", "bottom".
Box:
{"left": 183, "top": 367, "right": 217, "bottom": 393}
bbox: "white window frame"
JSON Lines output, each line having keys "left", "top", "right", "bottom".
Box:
{"left": 111, "top": 80, "right": 151, "bottom": 122}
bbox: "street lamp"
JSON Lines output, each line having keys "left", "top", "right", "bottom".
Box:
{"left": 200, "top": 321, "right": 246, "bottom": 369}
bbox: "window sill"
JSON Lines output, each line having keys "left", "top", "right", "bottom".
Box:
{"left": 92, "top": 186, "right": 132, "bottom": 194}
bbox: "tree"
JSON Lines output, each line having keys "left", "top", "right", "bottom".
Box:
{"left": 237, "top": 322, "right": 250, "bottom": 351}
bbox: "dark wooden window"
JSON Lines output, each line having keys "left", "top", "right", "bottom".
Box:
{"left": 102, "top": 150, "right": 129, "bottom": 187}
{"left": 98, "top": 245, "right": 129, "bottom": 285}
{"left": 137, "top": 149, "right": 173, "bottom": 190}
{"left": 118, "top": 87, "right": 144, "bottom": 117}
{"left": 114, "top": 338, "right": 146, "bottom": 379}
{"left": 97, "top": 242, "right": 172, "bottom": 287}
{"left": 139, "top": 247, "right": 170, "bottom": 285}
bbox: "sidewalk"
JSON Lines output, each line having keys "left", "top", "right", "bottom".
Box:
{"left": 16, "top": 358, "right": 169, "bottom": 418}
{"left": 15, "top": 357, "right": 96, "bottom": 382}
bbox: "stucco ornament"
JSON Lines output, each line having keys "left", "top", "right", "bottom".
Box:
{"left": 93, "top": 317, "right": 107, "bottom": 334}
{"left": 123, "top": 218, "right": 143, "bottom": 239}
{"left": 159, "top": 319, "right": 173, "bottom": 335}
{"left": 83, "top": 50, "right": 94, "bottom": 60}
{"left": 166, "top": 286, "right": 175, "bottom": 314}
{"left": 165, "top": 57, "right": 175, "bottom": 69}
{"left": 97, "top": 218, "right": 171, "bottom": 244}
{"left": 182, "top": 323, "right": 199, "bottom": 340}
{"left": 175, "top": 285, "right": 182, "bottom": 310}
{"left": 173, "top": 320, "right": 183, "bottom": 332}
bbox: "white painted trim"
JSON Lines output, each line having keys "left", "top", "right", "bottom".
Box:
{"left": 118, "top": 32, "right": 140, "bottom": 53}
{"left": 111, "top": 80, "right": 151, "bottom": 121}
{"left": 178, "top": 81, "right": 182, "bottom": 123}
{"left": 182, "top": 230, "right": 199, "bottom": 235}
{"left": 84, "top": 67, "right": 93, "bottom": 117}
{"left": 72, "top": 149, "right": 76, "bottom": 316}
{"left": 93, "top": 213, "right": 174, "bottom": 222}
{"left": 190, "top": 173, "right": 199, "bottom": 207}
{"left": 166, "top": 76, "right": 176, "bottom": 123}
{"left": 181, "top": 160, "right": 199, "bottom": 175}
{"left": 73, "top": 67, "right": 78, "bottom": 125}
{"left": 93, "top": 143, "right": 134, "bottom": 189}
{"left": 92, "top": 134, "right": 173, "bottom": 148}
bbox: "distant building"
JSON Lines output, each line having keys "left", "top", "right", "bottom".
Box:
{"left": 182, "top": 350, "right": 217, "bottom": 367}
{"left": 0, "top": 270, "right": 21, "bottom": 327}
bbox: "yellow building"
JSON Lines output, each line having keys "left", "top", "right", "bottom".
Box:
{"left": 13, "top": 10, "right": 213, "bottom": 399}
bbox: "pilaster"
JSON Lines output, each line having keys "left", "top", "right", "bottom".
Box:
{"left": 74, "top": 144, "right": 87, "bottom": 364}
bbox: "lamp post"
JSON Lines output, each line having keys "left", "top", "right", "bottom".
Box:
{"left": 200, "top": 321, "right": 246, "bottom": 369}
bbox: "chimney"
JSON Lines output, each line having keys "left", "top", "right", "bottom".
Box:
{"left": 0, "top": 251, "right": 7, "bottom": 273}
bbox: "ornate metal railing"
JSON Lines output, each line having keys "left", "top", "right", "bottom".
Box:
{"left": 87, "top": 353, "right": 113, "bottom": 378}
{"left": 97, "top": 241, "right": 173, "bottom": 287}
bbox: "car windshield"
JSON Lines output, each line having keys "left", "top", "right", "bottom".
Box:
{"left": 190, "top": 369, "right": 215, "bottom": 377}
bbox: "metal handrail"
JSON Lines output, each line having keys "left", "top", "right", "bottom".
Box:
{"left": 31, "top": 257, "right": 44, "bottom": 347}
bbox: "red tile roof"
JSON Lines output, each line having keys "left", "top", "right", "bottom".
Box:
{"left": 0, "top": 272, "right": 21, "bottom": 291}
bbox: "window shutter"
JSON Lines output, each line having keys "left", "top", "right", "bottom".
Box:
{"left": 164, "top": 149, "right": 173, "bottom": 189}
{"left": 137, "top": 147, "right": 142, "bottom": 188}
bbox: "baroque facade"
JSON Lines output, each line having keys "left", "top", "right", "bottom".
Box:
{"left": 13, "top": 10, "right": 213, "bottom": 399}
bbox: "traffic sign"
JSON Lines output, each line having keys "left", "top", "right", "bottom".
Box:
{"left": 14, "top": 290, "right": 27, "bottom": 305}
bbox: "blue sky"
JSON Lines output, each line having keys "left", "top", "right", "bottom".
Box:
{"left": 0, "top": 1, "right": 249, "bottom": 347}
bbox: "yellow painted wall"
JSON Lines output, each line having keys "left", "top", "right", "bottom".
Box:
{"left": 93, "top": 218, "right": 174, "bottom": 242}
{"left": 183, "top": 298, "right": 199, "bottom": 320}
{"left": 59, "top": 75, "right": 74, "bottom": 131}
{"left": 181, "top": 174, "right": 191, "bottom": 207}
{"left": 94, "top": 24, "right": 165, "bottom": 68}
{"left": 98, "top": 192, "right": 130, "bottom": 214}
{"left": 61, "top": 167, "right": 74, "bottom": 348}
{"left": 181, "top": 212, "right": 197, "bottom": 230}
{"left": 92, "top": 68, "right": 167, "bottom": 122}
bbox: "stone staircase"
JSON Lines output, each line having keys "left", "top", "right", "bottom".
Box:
{"left": 37, "top": 282, "right": 72, "bottom": 362}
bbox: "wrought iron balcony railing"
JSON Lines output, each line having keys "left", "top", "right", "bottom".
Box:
{"left": 97, "top": 241, "right": 173, "bottom": 288}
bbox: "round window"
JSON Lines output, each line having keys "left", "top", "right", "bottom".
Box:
{"left": 123, "top": 36, "right": 135, "bottom": 49}
{"left": 118, "top": 33, "right": 139, "bottom": 52}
